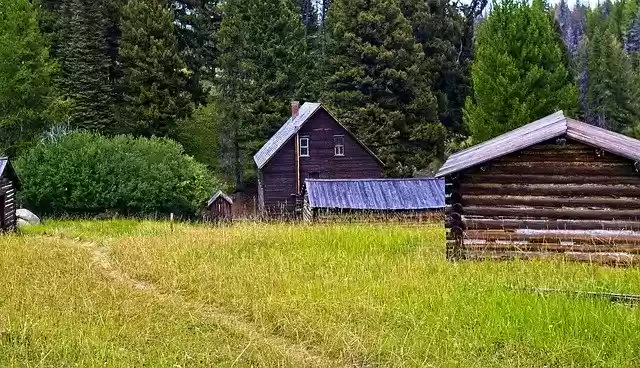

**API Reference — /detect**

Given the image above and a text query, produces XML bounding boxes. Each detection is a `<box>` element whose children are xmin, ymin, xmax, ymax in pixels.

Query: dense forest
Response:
<box><xmin>2</xmin><ymin>0</ymin><xmax>640</xmax><ymax>196</ymax></box>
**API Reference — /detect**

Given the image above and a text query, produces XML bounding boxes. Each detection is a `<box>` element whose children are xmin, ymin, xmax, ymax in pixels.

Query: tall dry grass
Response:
<box><xmin>25</xmin><ymin>219</ymin><xmax>640</xmax><ymax>367</ymax></box>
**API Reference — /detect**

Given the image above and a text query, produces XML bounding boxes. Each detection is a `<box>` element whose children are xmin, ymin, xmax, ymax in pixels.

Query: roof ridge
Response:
<box><xmin>446</xmin><ymin>111</ymin><xmax>565</xmax><ymax>161</ymax></box>
<box><xmin>253</xmin><ymin>102</ymin><xmax>323</xmax><ymax>169</ymax></box>
<box><xmin>436</xmin><ymin>111</ymin><xmax>568</xmax><ymax>177</ymax></box>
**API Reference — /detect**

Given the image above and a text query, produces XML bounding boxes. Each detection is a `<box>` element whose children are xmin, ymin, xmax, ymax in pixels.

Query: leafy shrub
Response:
<box><xmin>15</xmin><ymin>132</ymin><xmax>218</xmax><ymax>216</ymax></box>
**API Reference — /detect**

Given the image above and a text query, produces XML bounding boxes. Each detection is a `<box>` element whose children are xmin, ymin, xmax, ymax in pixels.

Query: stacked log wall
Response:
<box><xmin>0</xmin><ymin>178</ymin><xmax>16</xmax><ymax>231</ymax></box>
<box><xmin>446</xmin><ymin>137</ymin><xmax>640</xmax><ymax>265</ymax></box>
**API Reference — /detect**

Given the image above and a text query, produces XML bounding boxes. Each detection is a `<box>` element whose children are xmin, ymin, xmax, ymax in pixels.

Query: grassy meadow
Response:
<box><xmin>1</xmin><ymin>220</ymin><xmax>640</xmax><ymax>366</ymax></box>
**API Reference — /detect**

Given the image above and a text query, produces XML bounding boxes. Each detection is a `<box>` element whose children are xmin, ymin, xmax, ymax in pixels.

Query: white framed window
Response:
<box><xmin>299</xmin><ymin>137</ymin><xmax>309</xmax><ymax>157</ymax></box>
<box><xmin>334</xmin><ymin>135</ymin><xmax>345</xmax><ymax>156</ymax></box>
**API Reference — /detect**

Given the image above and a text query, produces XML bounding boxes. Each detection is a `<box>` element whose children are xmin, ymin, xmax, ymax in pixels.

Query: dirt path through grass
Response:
<box><xmin>49</xmin><ymin>235</ymin><xmax>345</xmax><ymax>368</ymax></box>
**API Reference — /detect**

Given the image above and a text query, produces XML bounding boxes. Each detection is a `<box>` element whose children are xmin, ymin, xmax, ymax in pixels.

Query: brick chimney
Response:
<box><xmin>291</xmin><ymin>101</ymin><xmax>300</xmax><ymax>118</ymax></box>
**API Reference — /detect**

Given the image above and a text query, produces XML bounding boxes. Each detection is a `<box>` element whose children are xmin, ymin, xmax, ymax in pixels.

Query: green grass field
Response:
<box><xmin>2</xmin><ymin>220</ymin><xmax>640</xmax><ymax>367</ymax></box>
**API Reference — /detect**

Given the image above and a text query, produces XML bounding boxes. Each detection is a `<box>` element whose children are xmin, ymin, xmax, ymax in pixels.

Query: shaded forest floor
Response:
<box><xmin>2</xmin><ymin>220</ymin><xmax>640</xmax><ymax>367</ymax></box>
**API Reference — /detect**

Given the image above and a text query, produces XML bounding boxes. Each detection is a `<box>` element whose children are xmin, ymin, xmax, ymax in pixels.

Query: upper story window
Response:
<box><xmin>334</xmin><ymin>135</ymin><xmax>345</xmax><ymax>156</ymax></box>
<box><xmin>299</xmin><ymin>136</ymin><xmax>309</xmax><ymax>157</ymax></box>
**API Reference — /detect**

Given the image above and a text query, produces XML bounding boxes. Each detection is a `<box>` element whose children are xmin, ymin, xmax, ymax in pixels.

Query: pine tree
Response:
<box><xmin>299</xmin><ymin>0</ymin><xmax>319</xmax><ymax>35</ymax></box>
<box><xmin>625</xmin><ymin>12</ymin><xmax>640</xmax><ymax>70</ymax></box>
<box><xmin>118</xmin><ymin>0</ymin><xmax>193</xmax><ymax>138</ymax></box>
<box><xmin>323</xmin><ymin>0</ymin><xmax>445</xmax><ymax>176</ymax></box>
<box><xmin>581</xmin><ymin>25</ymin><xmax>640</xmax><ymax>131</ymax></box>
<box><xmin>555</xmin><ymin>0</ymin><xmax>576</xmax><ymax>55</ymax></box>
<box><xmin>171</xmin><ymin>0</ymin><xmax>221</xmax><ymax>105</ymax></box>
<box><xmin>0</xmin><ymin>0</ymin><xmax>68</xmax><ymax>154</ymax></box>
<box><xmin>401</xmin><ymin>0</ymin><xmax>469</xmax><ymax>137</ymax></box>
<box><xmin>321</xmin><ymin>0</ymin><xmax>331</xmax><ymax>29</ymax></box>
<box><xmin>217</xmin><ymin>0</ymin><xmax>308</xmax><ymax>190</ymax></box>
<box><xmin>464</xmin><ymin>0</ymin><xmax>578</xmax><ymax>143</ymax></box>
<box><xmin>57</xmin><ymin>0</ymin><xmax>116</xmax><ymax>132</ymax></box>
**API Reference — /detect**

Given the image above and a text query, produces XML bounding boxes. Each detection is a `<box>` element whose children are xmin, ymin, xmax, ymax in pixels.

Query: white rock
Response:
<box><xmin>16</xmin><ymin>209</ymin><xmax>40</xmax><ymax>225</ymax></box>
<box><xmin>17</xmin><ymin>218</ymin><xmax>30</xmax><ymax>228</ymax></box>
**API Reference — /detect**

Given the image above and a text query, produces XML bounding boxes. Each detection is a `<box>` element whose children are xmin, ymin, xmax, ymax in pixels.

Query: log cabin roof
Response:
<box><xmin>206</xmin><ymin>191</ymin><xmax>233</xmax><ymax>207</ymax></box>
<box><xmin>305</xmin><ymin>178</ymin><xmax>445</xmax><ymax>210</ymax></box>
<box><xmin>436</xmin><ymin>111</ymin><xmax>640</xmax><ymax>177</ymax></box>
<box><xmin>0</xmin><ymin>158</ymin><xmax>20</xmax><ymax>189</ymax></box>
<box><xmin>253</xmin><ymin>102</ymin><xmax>383</xmax><ymax>169</ymax></box>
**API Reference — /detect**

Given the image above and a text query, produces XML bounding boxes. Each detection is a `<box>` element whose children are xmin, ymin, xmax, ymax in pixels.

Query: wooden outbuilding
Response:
<box><xmin>204</xmin><ymin>191</ymin><xmax>233</xmax><ymax>224</ymax></box>
<box><xmin>0</xmin><ymin>158</ymin><xmax>19</xmax><ymax>232</ymax></box>
<box><xmin>253</xmin><ymin>102</ymin><xmax>384</xmax><ymax>217</ymax></box>
<box><xmin>437</xmin><ymin>111</ymin><xmax>640</xmax><ymax>265</ymax></box>
<box><xmin>303</xmin><ymin>178</ymin><xmax>445</xmax><ymax>222</ymax></box>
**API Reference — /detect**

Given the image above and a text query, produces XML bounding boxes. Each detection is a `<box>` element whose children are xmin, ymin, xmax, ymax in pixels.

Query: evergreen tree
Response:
<box><xmin>401</xmin><ymin>0</ymin><xmax>469</xmax><ymax>137</ymax></box>
<box><xmin>0</xmin><ymin>0</ymin><xmax>68</xmax><ymax>154</ymax></box>
<box><xmin>464</xmin><ymin>0</ymin><xmax>578</xmax><ymax>143</ymax></box>
<box><xmin>299</xmin><ymin>0</ymin><xmax>320</xmax><ymax>36</ymax></box>
<box><xmin>580</xmin><ymin>25</ymin><xmax>640</xmax><ymax>131</ymax></box>
<box><xmin>321</xmin><ymin>0</ymin><xmax>331</xmax><ymax>29</ymax></box>
<box><xmin>324</xmin><ymin>0</ymin><xmax>445</xmax><ymax>176</ymax></box>
<box><xmin>625</xmin><ymin>12</ymin><xmax>640</xmax><ymax>69</ymax></box>
<box><xmin>171</xmin><ymin>0</ymin><xmax>222</xmax><ymax>105</ymax></box>
<box><xmin>118</xmin><ymin>0</ymin><xmax>193</xmax><ymax>138</ymax></box>
<box><xmin>217</xmin><ymin>0</ymin><xmax>307</xmax><ymax>190</ymax></box>
<box><xmin>57</xmin><ymin>0</ymin><xmax>116</xmax><ymax>132</ymax></box>
<box><xmin>621</xmin><ymin>0</ymin><xmax>639</xmax><ymax>32</ymax></box>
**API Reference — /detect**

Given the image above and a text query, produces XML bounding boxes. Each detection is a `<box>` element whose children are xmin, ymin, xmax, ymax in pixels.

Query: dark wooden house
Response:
<box><xmin>0</xmin><ymin>158</ymin><xmax>19</xmax><ymax>231</ymax></box>
<box><xmin>437</xmin><ymin>111</ymin><xmax>640</xmax><ymax>265</ymax></box>
<box><xmin>204</xmin><ymin>191</ymin><xmax>233</xmax><ymax>224</ymax></box>
<box><xmin>303</xmin><ymin>178</ymin><xmax>445</xmax><ymax>222</ymax></box>
<box><xmin>253</xmin><ymin>102</ymin><xmax>384</xmax><ymax>216</ymax></box>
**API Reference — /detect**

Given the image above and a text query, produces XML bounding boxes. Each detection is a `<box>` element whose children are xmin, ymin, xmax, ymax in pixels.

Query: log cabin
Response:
<box><xmin>253</xmin><ymin>102</ymin><xmax>384</xmax><ymax>216</ymax></box>
<box><xmin>0</xmin><ymin>158</ymin><xmax>19</xmax><ymax>232</ymax></box>
<box><xmin>303</xmin><ymin>178</ymin><xmax>445</xmax><ymax>222</ymax></box>
<box><xmin>436</xmin><ymin>111</ymin><xmax>640</xmax><ymax>265</ymax></box>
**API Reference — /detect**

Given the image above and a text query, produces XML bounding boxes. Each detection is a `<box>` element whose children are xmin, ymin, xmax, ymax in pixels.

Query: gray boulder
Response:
<box><xmin>16</xmin><ymin>209</ymin><xmax>40</xmax><ymax>225</ymax></box>
<box><xmin>17</xmin><ymin>218</ymin><xmax>30</xmax><ymax>228</ymax></box>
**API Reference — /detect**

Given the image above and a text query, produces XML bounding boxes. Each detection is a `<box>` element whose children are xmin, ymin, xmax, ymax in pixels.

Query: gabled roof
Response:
<box><xmin>207</xmin><ymin>191</ymin><xmax>233</xmax><ymax>207</ymax></box>
<box><xmin>305</xmin><ymin>178</ymin><xmax>445</xmax><ymax>210</ymax></box>
<box><xmin>436</xmin><ymin>111</ymin><xmax>640</xmax><ymax>177</ymax></box>
<box><xmin>253</xmin><ymin>102</ymin><xmax>384</xmax><ymax>169</ymax></box>
<box><xmin>0</xmin><ymin>158</ymin><xmax>20</xmax><ymax>189</ymax></box>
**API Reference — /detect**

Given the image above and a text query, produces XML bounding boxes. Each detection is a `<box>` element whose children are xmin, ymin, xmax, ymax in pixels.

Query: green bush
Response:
<box><xmin>15</xmin><ymin>132</ymin><xmax>218</xmax><ymax>216</ymax></box>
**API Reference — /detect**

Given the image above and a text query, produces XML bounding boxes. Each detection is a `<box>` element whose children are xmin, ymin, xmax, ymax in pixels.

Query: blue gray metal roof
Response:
<box><xmin>436</xmin><ymin>111</ymin><xmax>640</xmax><ymax>177</ymax></box>
<box><xmin>207</xmin><ymin>191</ymin><xmax>233</xmax><ymax>207</ymax></box>
<box><xmin>305</xmin><ymin>178</ymin><xmax>445</xmax><ymax>210</ymax></box>
<box><xmin>253</xmin><ymin>103</ymin><xmax>322</xmax><ymax>169</ymax></box>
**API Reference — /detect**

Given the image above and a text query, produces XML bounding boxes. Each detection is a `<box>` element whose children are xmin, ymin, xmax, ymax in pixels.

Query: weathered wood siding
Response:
<box><xmin>305</xmin><ymin>206</ymin><xmax>443</xmax><ymax>224</ymax></box>
<box><xmin>260</xmin><ymin>108</ymin><xmax>383</xmax><ymax>216</ymax></box>
<box><xmin>446</xmin><ymin>137</ymin><xmax>640</xmax><ymax>265</ymax></box>
<box><xmin>0</xmin><ymin>178</ymin><xmax>16</xmax><ymax>231</ymax></box>
<box><xmin>204</xmin><ymin>198</ymin><xmax>233</xmax><ymax>225</ymax></box>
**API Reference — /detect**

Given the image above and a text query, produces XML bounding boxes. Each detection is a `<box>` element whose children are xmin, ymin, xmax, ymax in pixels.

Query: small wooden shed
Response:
<box><xmin>303</xmin><ymin>178</ymin><xmax>445</xmax><ymax>222</ymax></box>
<box><xmin>204</xmin><ymin>191</ymin><xmax>233</xmax><ymax>224</ymax></box>
<box><xmin>0</xmin><ymin>158</ymin><xmax>19</xmax><ymax>232</ymax></box>
<box><xmin>437</xmin><ymin>111</ymin><xmax>640</xmax><ymax>265</ymax></box>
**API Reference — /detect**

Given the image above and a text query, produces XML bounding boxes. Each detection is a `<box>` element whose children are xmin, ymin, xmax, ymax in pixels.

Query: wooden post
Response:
<box><xmin>295</xmin><ymin>133</ymin><xmax>300</xmax><ymax>195</ymax></box>
<box><xmin>170</xmin><ymin>212</ymin><xmax>174</xmax><ymax>233</ymax></box>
